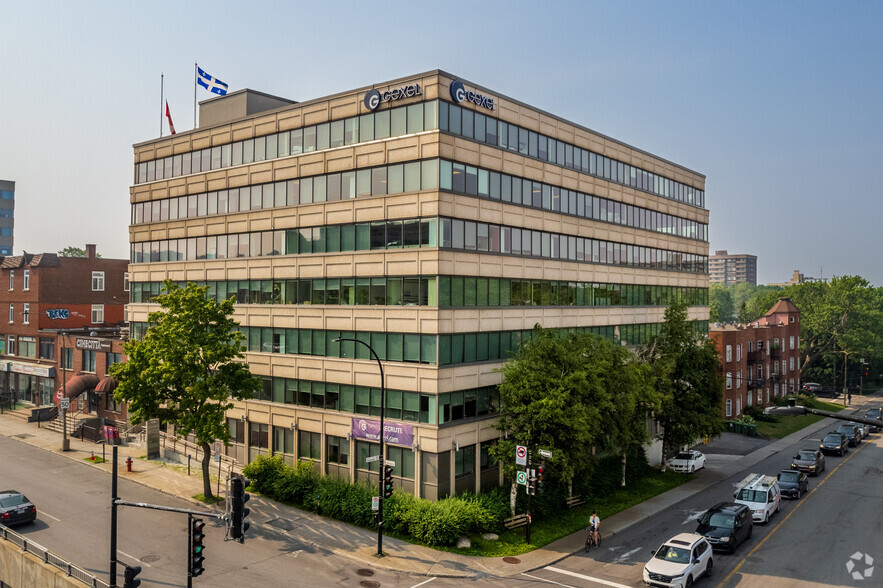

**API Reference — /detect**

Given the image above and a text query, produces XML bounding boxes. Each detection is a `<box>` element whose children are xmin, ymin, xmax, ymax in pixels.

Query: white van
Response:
<box><xmin>734</xmin><ymin>473</ymin><xmax>781</xmax><ymax>524</ymax></box>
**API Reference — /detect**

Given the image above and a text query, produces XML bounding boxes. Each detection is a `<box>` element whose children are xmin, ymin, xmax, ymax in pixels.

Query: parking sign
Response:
<box><xmin>516</xmin><ymin>445</ymin><xmax>527</xmax><ymax>466</ymax></box>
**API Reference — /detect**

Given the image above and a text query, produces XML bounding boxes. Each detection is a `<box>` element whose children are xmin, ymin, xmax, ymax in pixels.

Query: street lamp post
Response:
<box><xmin>333</xmin><ymin>337</ymin><xmax>385</xmax><ymax>557</ymax></box>
<box><xmin>838</xmin><ymin>349</ymin><xmax>852</xmax><ymax>407</ymax></box>
<box><xmin>60</xmin><ymin>329</ymin><xmax>70</xmax><ymax>451</ymax></box>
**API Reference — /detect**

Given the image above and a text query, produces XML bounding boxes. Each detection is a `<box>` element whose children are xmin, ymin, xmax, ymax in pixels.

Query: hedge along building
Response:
<box><xmin>128</xmin><ymin>70</ymin><xmax>710</xmax><ymax>500</ymax></box>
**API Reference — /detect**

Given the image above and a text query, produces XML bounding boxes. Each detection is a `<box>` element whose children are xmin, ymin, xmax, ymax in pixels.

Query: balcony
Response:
<box><xmin>747</xmin><ymin>379</ymin><xmax>763</xmax><ymax>390</ymax></box>
<box><xmin>747</xmin><ymin>351</ymin><xmax>763</xmax><ymax>363</ymax></box>
<box><xmin>771</xmin><ymin>347</ymin><xmax>783</xmax><ymax>359</ymax></box>
<box><xmin>769</xmin><ymin>374</ymin><xmax>782</xmax><ymax>383</ymax></box>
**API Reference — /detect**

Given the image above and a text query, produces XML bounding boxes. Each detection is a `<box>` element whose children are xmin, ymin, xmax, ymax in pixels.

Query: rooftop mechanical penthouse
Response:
<box><xmin>129</xmin><ymin>70</ymin><xmax>710</xmax><ymax>499</ymax></box>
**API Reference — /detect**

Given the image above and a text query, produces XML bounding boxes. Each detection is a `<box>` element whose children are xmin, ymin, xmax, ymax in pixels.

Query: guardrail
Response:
<box><xmin>0</xmin><ymin>523</ymin><xmax>110</xmax><ymax>588</ymax></box>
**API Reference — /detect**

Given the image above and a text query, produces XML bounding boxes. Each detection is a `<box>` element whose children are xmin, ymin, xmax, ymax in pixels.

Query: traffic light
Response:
<box><xmin>536</xmin><ymin>464</ymin><xmax>545</xmax><ymax>493</ymax></box>
<box><xmin>231</xmin><ymin>476</ymin><xmax>251</xmax><ymax>541</ymax></box>
<box><xmin>190</xmin><ymin>517</ymin><xmax>206</xmax><ymax>577</ymax></box>
<box><xmin>383</xmin><ymin>464</ymin><xmax>394</xmax><ymax>499</ymax></box>
<box><xmin>123</xmin><ymin>565</ymin><xmax>142</xmax><ymax>588</ymax></box>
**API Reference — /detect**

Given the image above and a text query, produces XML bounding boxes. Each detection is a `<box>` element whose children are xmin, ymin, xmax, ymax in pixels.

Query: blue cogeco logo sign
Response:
<box><xmin>450</xmin><ymin>80</ymin><xmax>495</xmax><ymax>111</ymax></box>
<box><xmin>364</xmin><ymin>83</ymin><xmax>422</xmax><ymax>111</ymax></box>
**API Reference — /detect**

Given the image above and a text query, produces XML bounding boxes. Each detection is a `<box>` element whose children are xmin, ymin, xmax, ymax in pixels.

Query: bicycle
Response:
<box><xmin>585</xmin><ymin>527</ymin><xmax>602</xmax><ymax>552</ymax></box>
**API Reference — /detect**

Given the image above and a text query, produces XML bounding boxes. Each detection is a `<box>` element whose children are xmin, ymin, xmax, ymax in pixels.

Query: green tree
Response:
<box><xmin>606</xmin><ymin>357</ymin><xmax>658</xmax><ymax>486</ymax></box>
<box><xmin>641</xmin><ymin>300</ymin><xmax>724</xmax><ymax>469</ymax></box>
<box><xmin>58</xmin><ymin>246</ymin><xmax>86</xmax><ymax>257</ymax></box>
<box><xmin>709</xmin><ymin>283</ymin><xmax>734</xmax><ymax>323</ymax></box>
<box><xmin>111</xmin><ymin>281</ymin><xmax>260</xmax><ymax>499</ymax></box>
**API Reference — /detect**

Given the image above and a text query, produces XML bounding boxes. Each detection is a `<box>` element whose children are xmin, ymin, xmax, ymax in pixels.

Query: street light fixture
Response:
<box><xmin>333</xmin><ymin>336</ymin><xmax>386</xmax><ymax>557</ymax></box>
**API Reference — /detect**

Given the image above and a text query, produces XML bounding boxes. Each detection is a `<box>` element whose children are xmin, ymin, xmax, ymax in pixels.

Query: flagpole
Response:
<box><xmin>194</xmin><ymin>62</ymin><xmax>198</xmax><ymax>128</ymax></box>
<box><xmin>160</xmin><ymin>73</ymin><xmax>164</xmax><ymax>138</ymax></box>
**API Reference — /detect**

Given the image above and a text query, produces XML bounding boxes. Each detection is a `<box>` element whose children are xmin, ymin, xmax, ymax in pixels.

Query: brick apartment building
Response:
<box><xmin>710</xmin><ymin>297</ymin><xmax>801</xmax><ymax>418</ymax></box>
<box><xmin>0</xmin><ymin>245</ymin><xmax>129</xmax><ymax>424</ymax></box>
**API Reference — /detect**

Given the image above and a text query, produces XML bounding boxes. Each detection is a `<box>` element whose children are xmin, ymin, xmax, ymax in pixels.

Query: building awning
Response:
<box><xmin>95</xmin><ymin>376</ymin><xmax>118</xmax><ymax>393</ymax></box>
<box><xmin>55</xmin><ymin>374</ymin><xmax>102</xmax><ymax>402</ymax></box>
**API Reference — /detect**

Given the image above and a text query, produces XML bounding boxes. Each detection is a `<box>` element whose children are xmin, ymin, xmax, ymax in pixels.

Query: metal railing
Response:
<box><xmin>0</xmin><ymin>524</ymin><xmax>110</xmax><ymax>588</ymax></box>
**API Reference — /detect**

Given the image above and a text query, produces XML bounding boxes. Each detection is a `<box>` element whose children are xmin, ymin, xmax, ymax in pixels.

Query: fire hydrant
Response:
<box><xmin>126</xmin><ymin>457</ymin><xmax>133</xmax><ymax>472</ymax></box>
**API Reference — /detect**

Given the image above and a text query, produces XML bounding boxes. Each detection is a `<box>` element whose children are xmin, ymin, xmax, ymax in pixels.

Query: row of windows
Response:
<box><xmin>0</xmin><ymin>334</ymin><xmax>120</xmax><ymax>373</ymax></box>
<box><xmin>135</xmin><ymin>101</ymin><xmax>439</xmax><ymax>184</ymax></box>
<box><xmin>131</xmin><ymin>156</ymin><xmax>706</xmax><ymax>246</ymax></box>
<box><xmin>438</xmin><ymin>218</ymin><xmax>708</xmax><ymax>274</ymax></box>
<box><xmin>439</xmin><ymin>100</ymin><xmax>705</xmax><ymax>208</ymax></box>
<box><xmin>250</xmin><ymin>375</ymin><xmax>499</xmax><ymax>426</ymax></box>
<box><xmin>131</xmin><ymin>320</ymin><xmax>709</xmax><ymax>366</ymax></box>
<box><xmin>132</xmin><ymin>159</ymin><xmax>438</xmax><ymax>224</ymax></box>
<box><xmin>0</xmin><ymin>190</ymin><xmax>13</xmax><ymax>200</ymax></box>
<box><xmin>8</xmin><ymin>303</ymin><xmax>104</xmax><ymax>325</ymax></box>
<box><xmin>130</xmin><ymin>219</ymin><xmax>437</xmax><ymax>263</ymax></box>
<box><xmin>135</xmin><ymin>96</ymin><xmax>703</xmax><ymax>214</ymax></box>
<box><xmin>130</xmin><ymin>277</ymin><xmax>436</xmax><ymax>306</ymax></box>
<box><xmin>439</xmin><ymin>159</ymin><xmax>706</xmax><ymax>241</ymax></box>
<box><xmin>723</xmin><ymin>336</ymin><xmax>798</xmax><ymax>362</ymax></box>
<box><xmin>129</xmin><ymin>277</ymin><xmax>707</xmax><ymax>309</ymax></box>
<box><xmin>131</xmin><ymin>216</ymin><xmax>707</xmax><ymax>275</ymax></box>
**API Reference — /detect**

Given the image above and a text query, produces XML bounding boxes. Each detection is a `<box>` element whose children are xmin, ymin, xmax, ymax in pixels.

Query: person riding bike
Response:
<box><xmin>588</xmin><ymin>511</ymin><xmax>601</xmax><ymax>545</ymax></box>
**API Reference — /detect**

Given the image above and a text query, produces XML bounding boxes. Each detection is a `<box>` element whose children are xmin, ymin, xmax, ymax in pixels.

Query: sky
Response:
<box><xmin>1</xmin><ymin>1</ymin><xmax>881</xmax><ymax>286</ymax></box>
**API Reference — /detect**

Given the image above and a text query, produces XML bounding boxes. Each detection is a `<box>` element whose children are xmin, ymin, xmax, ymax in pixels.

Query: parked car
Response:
<box><xmin>836</xmin><ymin>424</ymin><xmax>861</xmax><ymax>447</ymax></box>
<box><xmin>0</xmin><ymin>490</ymin><xmax>37</xmax><ymax>527</ymax></box>
<box><xmin>733</xmin><ymin>473</ymin><xmax>781</xmax><ymax>524</ymax></box>
<box><xmin>866</xmin><ymin>408</ymin><xmax>882</xmax><ymax>433</ymax></box>
<box><xmin>695</xmin><ymin>502</ymin><xmax>753</xmax><ymax>553</ymax></box>
<box><xmin>791</xmin><ymin>449</ymin><xmax>825</xmax><ymax>476</ymax></box>
<box><xmin>852</xmin><ymin>421</ymin><xmax>870</xmax><ymax>439</ymax></box>
<box><xmin>668</xmin><ymin>450</ymin><xmax>707</xmax><ymax>473</ymax></box>
<box><xmin>820</xmin><ymin>432</ymin><xmax>848</xmax><ymax>456</ymax></box>
<box><xmin>801</xmin><ymin>382</ymin><xmax>822</xmax><ymax>395</ymax></box>
<box><xmin>643</xmin><ymin>533</ymin><xmax>713</xmax><ymax>588</ymax></box>
<box><xmin>777</xmin><ymin>470</ymin><xmax>809</xmax><ymax>499</ymax></box>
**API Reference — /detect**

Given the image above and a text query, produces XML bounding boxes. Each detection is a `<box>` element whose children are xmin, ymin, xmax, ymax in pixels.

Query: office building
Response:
<box><xmin>128</xmin><ymin>70</ymin><xmax>710</xmax><ymax>498</ymax></box>
<box><xmin>0</xmin><ymin>180</ymin><xmax>14</xmax><ymax>256</ymax></box>
<box><xmin>709</xmin><ymin>250</ymin><xmax>757</xmax><ymax>286</ymax></box>
<box><xmin>710</xmin><ymin>298</ymin><xmax>801</xmax><ymax>418</ymax></box>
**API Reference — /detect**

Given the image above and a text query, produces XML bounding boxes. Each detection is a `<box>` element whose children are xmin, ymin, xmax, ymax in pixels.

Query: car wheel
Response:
<box><xmin>685</xmin><ymin>575</ymin><xmax>694</xmax><ymax>588</ymax></box>
<box><xmin>706</xmin><ymin>558</ymin><xmax>714</xmax><ymax>576</ymax></box>
<box><xmin>796</xmin><ymin>488</ymin><xmax>801</xmax><ymax>499</ymax></box>
<box><xmin>690</xmin><ymin>466</ymin><xmax>695</xmax><ymax>473</ymax></box>
<box><xmin>748</xmin><ymin>525</ymin><xmax>753</xmax><ymax>539</ymax></box>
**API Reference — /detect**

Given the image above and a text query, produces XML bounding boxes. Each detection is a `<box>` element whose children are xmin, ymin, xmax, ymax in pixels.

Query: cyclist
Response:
<box><xmin>588</xmin><ymin>510</ymin><xmax>601</xmax><ymax>546</ymax></box>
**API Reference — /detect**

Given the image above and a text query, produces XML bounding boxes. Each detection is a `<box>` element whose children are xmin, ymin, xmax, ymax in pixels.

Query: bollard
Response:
<box><xmin>126</xmin><ymin>457</ymin><xmax>133</xmax><ymax>472</ymax></box>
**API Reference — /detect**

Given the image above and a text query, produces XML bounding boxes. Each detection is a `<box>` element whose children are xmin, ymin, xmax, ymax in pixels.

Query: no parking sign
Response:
<box><xmin>516</xmin><ymin>445</ymin><xmax>527</xmax><ymax>466</ymax></box>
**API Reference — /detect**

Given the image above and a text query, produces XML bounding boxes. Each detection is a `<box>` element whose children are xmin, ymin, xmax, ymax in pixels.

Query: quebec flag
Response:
<box><xmin>197</xmin><ymin>66</ymin><xmax>228</xmax><ymax>95</ymax></box>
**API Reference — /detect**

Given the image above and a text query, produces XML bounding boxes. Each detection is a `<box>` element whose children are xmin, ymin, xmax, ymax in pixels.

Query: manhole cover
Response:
<box><xmin>356</xmin><ymin>568</ymin><xmax>375</xmax><ymax>577</ymax></box>
<box><xmin>266</xmin><ymin>517</ymin><xmax>295</xmax><ymax>531</ymax></box>
<box><xmin>503</xmin><ymin>556</ymin><xmax>521</xmax><ymax>564</ymax></box>
<box><xmin>140</xmin><ymin>554</ymin><xmax>161</xmax><ymax>563</ymax></box>
<box><xmin>359</xmin><ymin>582</ymin><xmax>380</xmax><ymax>588</ymax></box>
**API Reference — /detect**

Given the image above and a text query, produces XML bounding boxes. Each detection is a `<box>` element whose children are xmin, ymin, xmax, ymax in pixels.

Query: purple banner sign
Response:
<box><xmin>351</xmin><ymin>418</ymin><xmax>414</xmax><ymax>447</ymax></box>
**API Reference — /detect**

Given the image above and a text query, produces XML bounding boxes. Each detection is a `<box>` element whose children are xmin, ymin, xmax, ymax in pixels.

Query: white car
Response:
<box><xmin>643</xmin><ymin>533</ymin><xmax>713</xmax><ymax>588</ymax></box>
<box><xmin>668</xmin><ymin>450</ymin><xmax>706</xmax><ymax>473</ymax></box>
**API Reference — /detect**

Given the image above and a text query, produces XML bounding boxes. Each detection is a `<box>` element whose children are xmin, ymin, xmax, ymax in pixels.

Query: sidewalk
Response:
<box><xmin>1</xmin><ymin>391</ymin><xmax>877</xmax><ymax>579</ymax></box>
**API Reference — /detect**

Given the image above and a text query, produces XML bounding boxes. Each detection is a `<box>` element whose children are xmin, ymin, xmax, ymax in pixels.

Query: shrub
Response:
<box><xmin>241</xmin><ymin>454</ymin><xmax>287</xmax><ymax>495</ymax></box>
<box><xmin>744</xmin><ymin>404</ymin><xmax>777</xmax><ymax>422</ymax></box>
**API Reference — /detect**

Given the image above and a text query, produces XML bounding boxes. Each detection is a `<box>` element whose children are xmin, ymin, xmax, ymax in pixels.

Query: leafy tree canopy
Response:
<box><xmin>110</xmin><ymin>281</ymin><xmax>260</xmax><ymax>498</ymax></box>
<box><xmin>58</xmin><ymin>246</ymin><xmax>87</xmax><ymax>257</ymax></box>
<box><xmin>709</xmin><ymin>283</ymin><xmax>734</xmax><ymax>323</ymax></box>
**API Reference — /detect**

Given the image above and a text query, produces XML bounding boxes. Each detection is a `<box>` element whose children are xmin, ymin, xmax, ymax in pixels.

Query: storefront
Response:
<box><xmin>2</xmin><ymin>362</ymin><xmax>55</xmax><ymax>406</ymax></box>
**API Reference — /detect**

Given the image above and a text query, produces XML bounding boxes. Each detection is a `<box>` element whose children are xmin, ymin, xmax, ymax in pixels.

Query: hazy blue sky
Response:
<box><xmin>2</xmin><ymin>1</ymin><xmax>881</xmax><ymax>285</ymax></box>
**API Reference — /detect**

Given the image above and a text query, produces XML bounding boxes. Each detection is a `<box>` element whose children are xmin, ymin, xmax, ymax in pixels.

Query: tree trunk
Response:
<box><xmin>660</xmin><ymin>433</ymin><xmax>669</xmax><ymax>472</ymax></box>
<box><xmin>568</xmin><ymin>479</ymin><xmax>573</xmax><ymax>499</ymax></box>
<box><xmin>201</xmin><ymin>441</ymin><xmax>214</xmax><ymax>500</ymax></box>
<box><xmin>621</xmin><ymin>453</ymin><xmax>627</xmax><ymax>487</ymax></box>
<box><xmin>509</xmin><ymin>482</ymin><xmax>517</xmax><ymax>516</ymax></box>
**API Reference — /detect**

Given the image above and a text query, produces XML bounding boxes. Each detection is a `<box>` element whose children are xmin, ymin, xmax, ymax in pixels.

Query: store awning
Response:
<box><xmin>95</xmin><ymin>376</ymin><xmax>119</xmax><ymax>393</ymax></box>
<box><xmin>55</xmin><ymin>374</ymin><xmax>101</xmax><ymax>402</ymax></box>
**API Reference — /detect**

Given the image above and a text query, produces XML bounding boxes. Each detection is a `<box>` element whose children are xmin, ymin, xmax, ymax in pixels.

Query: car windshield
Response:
<box><xmin>867</xmin><ymin>409</ymin><xmax>881</xmax><ymax>417</ymax></box>
<box><xmin>736</xmin><ymin>489</ymin><xmax>767</xmax><ymax>502</ymax></box>
<box><xmin>797</xmin><ymin>452</ymin><xmax>816</xmax><ymax>461</ymax></box>
<box><xmin>823</xmin><ymin>434</ymin><xmax>842</xmax><ymax>444</ymax></box>
<box><xmin>675</xmin><ymin>453</ymin><xmax>694</xmax><ymax>461</ymax></box>
<box><xmin>779</xmin><ymin>472</ymin><xmax>798</xmax><ymax>483</ymax></box>
<box><xmin>0</xmin><ymin>495</ymin><xmax>26</xmax><ymax>508</ymax></box>
<box><xmin>699</xmin><ymin>512</ymin><xmax>734</xmax><ymax>528</ymax></box>
<box><xmin>654</xmin><ymin>544</ymin><xmax>691</xmax><ymax>563</ymax></box>
<box><xmin>837</xmin><ymin>426</ymin><xmax>855</xmax><ymax>434</ymax></box>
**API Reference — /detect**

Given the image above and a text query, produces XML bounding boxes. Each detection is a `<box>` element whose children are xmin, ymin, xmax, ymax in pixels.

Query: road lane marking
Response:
<box><xmin>612</xmin><ymin>547</ymin><xmax>642</xmax><ymax>562</ymax></box>
<box><xmin>38</xmin><ymin>510</ymin><xmax>61</xmax><ymax>522</ymax></box>
<box><xmin>545</xmin><ymin>566</ymin><xmax>633</xmax><ymax>588</ymax></box>
<box><xmin>717</xmin><ymin>439</ymin><xmax>870</xmax><ymax>587</ymax></box>
<box><xmin>117</xmin><ymin>550</ymin><xmax>150</xmax><ymax>567</ymax></box>
<box><xmin>521</xmin><ymin>573</ymin><xmax>578</xmax><ymax>587</ymax></box>
<box><xmin>410</xmin><ymin>578</ymin><xmax>437</xmax><ymax>588</ymax></box>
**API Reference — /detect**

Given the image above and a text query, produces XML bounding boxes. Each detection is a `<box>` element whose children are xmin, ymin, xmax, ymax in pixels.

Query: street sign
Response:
<box><xmin>372</xmin><ymin>496</ymin><xmax>380</xmax><ymax>511</ymax></box>
<box><xmin>516</xmin><ymin>445</ymin><xmax>527</xmax><ymax>466</ymax></box>
<box><xmin>538</xmin><ymin>449</ymin><xmax>552</xmax><ymax>459</ymax></box>
<box><xmin>384</xmin><ymin>460</ymin><xmax>395</xmax><ymax>467</ymax></box>
<box><xmin>60</xmin><ymin>398</ymin><xmax>70</xmax><ymax>410</ymax></box>
<box><xmin>366</xmin><ymin>455</ymin><xmax>380</xmax><ymax>463</ymax></box>
<box><xmin>516</xmin><ymin>471</ymin><xmax>527</xmax><ymax>485</ymax></box>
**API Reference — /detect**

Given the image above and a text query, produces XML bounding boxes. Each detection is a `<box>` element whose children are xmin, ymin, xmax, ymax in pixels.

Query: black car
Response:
<box><xmin>695</xmin><ymin>502</ymin><xmax>753</xmax><ymax>553</ymax></box>
<box><xmin>836</xmin><ymin>424</ymin><xmax>861</xmax><ymax>447</ymax></box>
<box><xmin>866</xmin><ymin>408</ymin><xmax>882</xmax><ymax>433</ymax></box>
<box><xmin>0</xmin><ymin>490</ymin><xmax>37</xmax><ymax>527</ymax></box>
<box><xmin>777</xmin><ymin>470</ymin><xmax>809</xmax><ymax>499</ymax></box>
<box><xmin>791</xmin><ymin>449</ymin><xmax>825</xmax><ymax>476</ymax></box>
<box><xmin>820</xmin><ymin>432</ymin><xmax>848</xmax><ymax>456</ymax></box>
